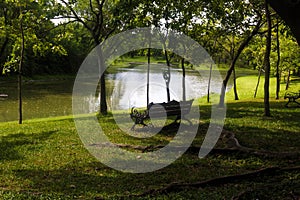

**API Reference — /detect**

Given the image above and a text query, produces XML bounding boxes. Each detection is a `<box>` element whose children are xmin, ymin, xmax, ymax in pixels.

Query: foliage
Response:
<box><xmin>1</xmin><ymin>0</ymin><xmax>299</xmax><ymax>77</ymax></box>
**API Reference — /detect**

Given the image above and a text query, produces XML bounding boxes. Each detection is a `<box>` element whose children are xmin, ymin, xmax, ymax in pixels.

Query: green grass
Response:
<box><xmin>106</xmin><ymin>56</ymin><xmax>166</xmax><ymax>73</ymax></box>
<box><xmin>0</xmin><ymin>75</ymin><xmax>300</xmax><ymax>199</ymax></box>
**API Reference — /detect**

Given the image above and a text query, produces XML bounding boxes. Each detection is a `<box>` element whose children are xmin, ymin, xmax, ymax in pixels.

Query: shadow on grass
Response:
<box><xmin>2</xmin><ymin>107</ymin><xmax>300</xmax><ymax>199</ymax></box>
<box><xmin>0</xmin><ymin>131</ymin><xmax>57</xmax><ymax>161</ymax></box>
<box><xmin>197</xmin><ymin>100</ymin><xmax>300</xmax><ymax>151</ymax></box>
<box><xmin>11</xmin><ymin>161</ymin><xmax>183</xmax><ymax>198</ymax></box>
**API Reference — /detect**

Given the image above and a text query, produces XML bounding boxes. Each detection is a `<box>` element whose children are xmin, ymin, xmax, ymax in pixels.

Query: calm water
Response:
<box><xmin>0</xmin><ymin>79</ymin><xmax>74</xmax><ymax>122</ymax></box>
<box><xmin>0</xmin><ymin>64</ymin><xmax>223</xmax><ymax>122</ymax></box>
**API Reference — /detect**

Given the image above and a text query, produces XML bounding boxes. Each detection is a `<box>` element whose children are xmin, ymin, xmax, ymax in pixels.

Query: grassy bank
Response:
<box><xmin>0</xmin><ymin>74</ymin><xmax>300</xmax><ymax>199</ymax></box>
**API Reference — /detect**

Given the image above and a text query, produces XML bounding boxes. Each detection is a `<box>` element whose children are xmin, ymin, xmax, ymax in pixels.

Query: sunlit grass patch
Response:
<box><xmin>0</xmin><ymin>74</ymin><xmax>300</xmax><ymax>199</ymax></box>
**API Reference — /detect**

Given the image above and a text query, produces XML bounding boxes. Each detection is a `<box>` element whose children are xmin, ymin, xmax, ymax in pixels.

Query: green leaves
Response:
<box><xmin>1</xmin><ymin>0</ymin><xmax>72</xmax><ymax>75</ymax></box>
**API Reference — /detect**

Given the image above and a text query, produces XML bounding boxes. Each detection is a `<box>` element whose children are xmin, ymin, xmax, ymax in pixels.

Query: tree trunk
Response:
<box><xmin>95</xmin><ymin>38</ymin><xmax>108</xmax><ymax>115</ymax></box>
<box><xmin>264</xmin><ymin>0</ymin><xmax>272</xmax><ymax>117</ymax></box>
<box><xmin>275</xmin><ymin>19</ymin><xmax>280</xmax><ymax>99</ymax></box>
<box><xmin>233</xmin><ymin>67</ymin><xmax>239</xmax><ymax>100</ymax></box>
<box><xmin>219</xmin><ymin>18</ymin><xmax>262</xmax><ymax>107</ymax></box>
<box><xmin>254</xmin><ymin>68</ymin><xmax>262</xmax><ymax>98</ymax></box>
<box><xmin>164</xmin><ymin>49</ymin><xmax>171</xmax><ymax>102</ymax></box>
<box><xmin>0</xmin><ymin>37</ymin><xmax>8</xmax><ymax>74</ymax></box>
<box><xmin>18</xmin><ymin>14</ymin><xmax>25</xmax><ymax>124</ymax></box>
<box><xmin>181</xmin><ymin>58</ymin><xmax>186</xmax><ymax>101</ymax></box>
<box><xmin>100</xmin><ymin>74</ymin><xmax>107</xmax><ymax>114</ymax></box>
<box><xmin>285</xmin><ymin>69</ymin><xmax>290</xmax><ymax>90</ymax></box>
<box><xmin>207</xmin><ymin>38</ymin><xmax>217</xmax><ymax>103</ymax></box>
<box><xmin>0</xmin><ymin>8</ymin><xmax>9</xmax><ymax>74</ymax></box>
<box><xmin>147</xmin><ymin>48</ymin><xmax>150</xmax><ymax>106</ymax></box>
<box><xmin>207</xmin><ymin>62</ymin><xmax>213</xmax><ymax>103</ymax></box>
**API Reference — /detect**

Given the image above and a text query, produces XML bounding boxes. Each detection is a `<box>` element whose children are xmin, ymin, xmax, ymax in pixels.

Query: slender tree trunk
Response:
<box><xmin>264</xmin><ymin>0</ymin><xmax>272</xmax><ymax>117</ymax></box>
<box><xmin>233</xmin><ymin>67</ymin><xmax>239</xmax><ymax>100</ymax></box>
<box><xmin>275</xmin><ymin>19</ymin><xmax>280</xmax><ymax>99</ymax></box>
<box><xmin>18</xmin><ymin>14</ymin><xmax>25</xmax><ymax>124</ymax></box>
<box><xmin>254</xmin><ymin>68</ymin><xmax>262</xmax><ymax>98</ymax></box>
<box><xmin>219</xmin><ymin>18</ymin><xmax>262</xmax><ymax>107</ymax></box>
<box><xmin>207</xmin><ymin>62</ymin><xmax>213</xmax><ymax>103</ymax></box>
<box><xmin>285</xmin><ymin>69</ymin><xmax>290</xmax><ymax>90</ymax></box>
<box><xmin>207</xmin><ymin>38</ymin><xmax>217</xmax><ymax>103</ymax></box>
<box><xmin>164</xmin><ymin>49</ymin><xmax>171</xmax><ymax>102</ymax></box>
<box><xmin>181</xmin><ymin>58</ymin><xmax>186</xmax><ymax>101</ymax></box>
<box><xmin>147</xmin><ymin>48</ymin><xmax>150</xmax><ymax>107</ymax></box>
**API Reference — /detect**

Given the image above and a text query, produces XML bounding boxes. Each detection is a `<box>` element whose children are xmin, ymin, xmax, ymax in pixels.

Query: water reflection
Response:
<box><xmin>109</xmin><ymin>64</ymin><xmax>221</xmax><ymax>111</ymax></box>
<box><xmin>0</xmin><ymin>64</ymin><xmax>224</xmax><ymax>122</ymax></box>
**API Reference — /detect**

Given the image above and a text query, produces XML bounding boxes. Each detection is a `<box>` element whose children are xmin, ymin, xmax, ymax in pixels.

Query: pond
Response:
<box><xmin>0</xmin><ymin>64</ymin><xmax>224</xmax><ymax>122</ymax></box>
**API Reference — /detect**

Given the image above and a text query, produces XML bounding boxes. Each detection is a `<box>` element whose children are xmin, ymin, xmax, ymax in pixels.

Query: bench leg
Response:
<box><xmin>131</xmin><ymin>119</ymin><xmax>148</xmax><ymax>131</ymax></box>
<box><xmin>285</xmin><ymin>101</ymin><xmax>290</xmax><ymax>108</ymax></box>
<box><xmin>285</xmin><ymin>98</ymin><xmax>300</xmax><ymax>108</ymax></box>
<box><xmin>130</xmin><ymin>124</ymin><xmax>136</xmax><ymax>131</ymax></box>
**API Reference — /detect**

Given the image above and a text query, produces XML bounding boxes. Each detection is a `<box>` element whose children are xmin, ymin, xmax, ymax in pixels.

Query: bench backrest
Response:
<box><xmin>148</xmin><ymin>99</ymin><xmax>193</xmax><ymax>118</ymax></box>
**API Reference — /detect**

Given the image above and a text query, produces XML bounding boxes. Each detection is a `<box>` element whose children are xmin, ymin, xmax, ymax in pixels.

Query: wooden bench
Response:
<box><xmin>130</xmin><ymin>99</ymin><xmax>193</xmax><ymax>130</ymax></box>
<box><xmin>284</xmin><ymin>91</ymin><xmax>300</xmax><ymax>107</ymax></box>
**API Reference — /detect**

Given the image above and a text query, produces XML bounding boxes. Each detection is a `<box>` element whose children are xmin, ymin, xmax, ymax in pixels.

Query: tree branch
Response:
<box><xmin>60</xmin><ymin>0</ymin><xmax>92</xmax><ymax>32</ymax></box>
<box><xmin>42</xmin><ymin>20</ymin><xmax>77</xmax><ymax>34</ymax></box>
<box><xmin>89</xmin><ymin>0</ymin><xmax>97</xmax><ymax>16</ymax></box>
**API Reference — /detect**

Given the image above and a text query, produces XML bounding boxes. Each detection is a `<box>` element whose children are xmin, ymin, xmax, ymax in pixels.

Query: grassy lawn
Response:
<box><xmin>0</xmin><ymin>74</ymin><xmax>300</xmax><ymax>199</ymax></box>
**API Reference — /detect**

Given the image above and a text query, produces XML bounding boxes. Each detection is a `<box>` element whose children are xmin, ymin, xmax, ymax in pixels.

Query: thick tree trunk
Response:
<box><xmin>264</xmin><ymin>0</ymin><xmax>272</xmax><ymax>117</ymax></box>
<box><xmin>0</xmin><ymin>37</ymin><xmax>8</xmax><ymax>74</ymax></box>
<box><xmin>95</xmin><ymin>39</ymin><xmax>108</xmax><ymax>115</ymax></box>
<box><xmin>100</xmin><ymin>74</ymin><xmax>107</xmax><ymax>114</ymax></box>
<box><xmin>0</xmin><ymin>8</ymin><xmax>9</xmax><ymax>74</ymax></box>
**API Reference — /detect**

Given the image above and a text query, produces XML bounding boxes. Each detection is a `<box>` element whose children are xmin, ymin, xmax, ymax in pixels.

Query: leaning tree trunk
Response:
<box><xmin>18</xmin><ymin>13</ymin><xmax>25</xmax><ymax>124</ymax></box>
<box><xmin>233</xmin><ymin>67</ymin><xmax>239</xmax><ymax>100</ymax></box>
<box><xmin>219</xmin><ymin>17</ymin><xmax>262</xmax><ymax>107</ymax></box>
<box><xmin>254</xmin><ymin>68</ymin><xmax>262</xmax><ymax>98</ymax></box>
<box><xmin>285</xmin><ymin>69</ymin><xmax>290</xmax><ymax>90</ymax></box>
<box><xmin>264</xmin><ymin>0</ymin><xmax>272</xmax><ymax>117</ymax></box>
